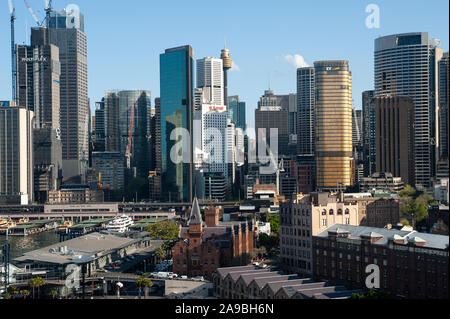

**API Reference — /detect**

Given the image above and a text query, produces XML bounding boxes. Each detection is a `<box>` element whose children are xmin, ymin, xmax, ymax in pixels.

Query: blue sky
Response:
<box><xmin>0</xmin><ymin>0</ymin><xmax>448</xmax><ymax>129</ymax></box>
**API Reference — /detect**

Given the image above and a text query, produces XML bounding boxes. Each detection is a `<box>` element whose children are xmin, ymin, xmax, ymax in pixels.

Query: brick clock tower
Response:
<box><xmin>172</xmin><ymin>197</ymin><xmax>255</xmax><ymax>278</ymax></box>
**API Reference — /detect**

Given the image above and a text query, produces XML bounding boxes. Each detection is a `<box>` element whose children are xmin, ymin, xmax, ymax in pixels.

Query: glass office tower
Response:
<box><xmin>375</xmin><ymin>32</ymin><xmax>443</xmax><ymax>190</ymax></box>
<box><xmin>315</xmin><ymin>61</ymin><xmax>353</xmax><ymax>190</ymax></box>
<box><xmin>228</xmin><ymin>95</ymin><xmax>246</xmax><ymax>131</ymax></box>
<box><xmin>160</xmin><ymin>46</ymin><xmax>194</xmax><ymax>202</ymax></box>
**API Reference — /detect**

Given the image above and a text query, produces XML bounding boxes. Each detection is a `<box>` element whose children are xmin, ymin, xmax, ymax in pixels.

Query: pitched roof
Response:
<box><xmin>215</xmin><ymin>265</ymin><xmax>257</xmax><ymax>278</ymax></box>
<box><xmin>250</xmin><ymin>274</ymin><xmax>299</xmax><ymax>288</ymax></box>
<box><xmin>263</xmin><ymin>278</ymin><xmax>315</xmax><ymax>293</ymax></box>
<box><xmin>293</xmin><ymin>285</ymin><xmax>348</xmax><ymax>299</ymax></box>
<box><xmin>279</xmin><ymin>282</ymin><xmax>329</xmax><ymax>297</ymax></box>
<box><xmin>189</xmin><ymin>197</ymin><xmax>202</xmax><ymax>225</ymax></box>
<box><xmin>312</xmin><ymin>290</ymin><xmax>361</xmax><ymax>299</ymax></box>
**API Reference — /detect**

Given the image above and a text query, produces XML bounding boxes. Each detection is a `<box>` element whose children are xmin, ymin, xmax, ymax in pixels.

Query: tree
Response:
<box><xmin>50</xmin><ymin>289</ymin><xmax>58</xmax><ymax>299</ymax></box>
<box><xmin>29</xmin><ymin>277</ymin><xmax>46</xmax><ymax>299</ymax></box>
<box><xmin>400</xmin><ymin>218</ymin><xmax>410</xmax><ymax>226</ymax></box>
<box><xmin>400</xmin><ymin>192</ymin><xmax>436</xmax><ymax>229</ymax></box>
<box><xmin>145</xmin><ymin>221</ymin><xmax>179</xmax><ymax>240</ymax></box>
<box><xmin>351</xmin><ymin>290</ymin><xmax>394</xmax><ymax>299</ymax></box>
<box><xmin>20</xmin><ymin>290</ymin><xmax>30</xmax><ymax>299</ymax></box>
<box><xmin>136</xmin><ymin>276</ymin><xmax>153</xmax><ymax>299</ymax></box>
<box><xmin>258</xmin><ymin>233</ymin><xmax>279</xmax><ymax>252</ymax></box>
<box><xmin>399</xmin><ymin>185</ymin><xmax>416</xmax><ymax>198</ymax></box>
<box><xmin>155</xmin><ymin>246</ymin><xmax>166</xmax><ymax>260</ymax></box>
<box><xmin>269</xmin><ymin>215</ymin><xmax>280</xmax><ymax>235</ymax></box>
<box><xmin>1</xmin><ymin>292</ymin><xmax>11</xmax><ymax>300</ymax></box>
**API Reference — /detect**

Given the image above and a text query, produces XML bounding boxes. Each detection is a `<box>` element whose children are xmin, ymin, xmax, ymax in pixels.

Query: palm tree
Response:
<box><xmin>143</xmin><ymin>278</ymin><xmax>153</xmax><ymax>299</ymax></box>
<box><xmin>50</xmin><ymin>289</ymin><xmax>58</xmax><ymax>299</ymax></box>
<box><xmin>9</xmin><ymin>286</ymin><xmax>19</xmax><ymax>296</ymax></box>
<box><xmin>135</xmin><ymin>276</ymin><xmax>153</xmax><ymax>299</ymax></box>
<box><xmin>20</xmin><ymin>290</ymin><xmax>30</xmax><ymax>299</ymax></box>
<box><xmin>29</xmin><ymin>277</ymin><xmax>46</xmax><ymax>299</ymax></box>
<box><xmin>1</xmin><ymin>292</ymin><xmax>12</xmax><ymax>300</ymax></box>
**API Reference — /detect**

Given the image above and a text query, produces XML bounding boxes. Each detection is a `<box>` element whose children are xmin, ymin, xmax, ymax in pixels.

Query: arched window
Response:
<box><xmin>329</xmin><ymin>209</ymin><xmax>334</xmax><ymax>215</ymax></box>
<box><xmin>322</xmin><ymin>209</ymin><xmax>327</xmax><ymax>215</ymax></box>
<box><xmin>345</xmin><ymin>209</ymin><xmax>350</xmax><ymax>215</ymax></box>
<box><xmin>337</xmin><ymin>209</ymin><xmax>343</xmax><ymax>215</ymax></box>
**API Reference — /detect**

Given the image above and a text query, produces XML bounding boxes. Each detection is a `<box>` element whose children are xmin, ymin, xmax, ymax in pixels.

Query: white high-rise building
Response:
<box><xmin>199</xmin><ymin>104</ymin><xmax>228</xmax><ymax>180</ymax></box>
<box><xmin>0</xmin><ymin>107</ymin><xmax>34</xmax><ymax>204</ymax></box>
<box><xmin>196</xmin><ymin>57</ymin><xmax>224</xmax><ymax>105</ymax></box>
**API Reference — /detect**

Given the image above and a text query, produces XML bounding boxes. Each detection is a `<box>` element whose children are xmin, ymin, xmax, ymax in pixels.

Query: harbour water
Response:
<box><xmin>0</xmin><ymin>231</ymin><xmax>60</xmax><ymax>260</ymax></box>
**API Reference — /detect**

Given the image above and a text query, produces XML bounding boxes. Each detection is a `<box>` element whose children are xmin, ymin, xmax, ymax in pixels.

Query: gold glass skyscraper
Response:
<box><xmin>314</xmin><ymin>61</ymin><xmax>353</xmax><ymax>190</ymax></box>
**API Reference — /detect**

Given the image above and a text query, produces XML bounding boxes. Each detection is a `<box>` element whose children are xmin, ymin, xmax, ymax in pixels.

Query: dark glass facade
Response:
<box><xmin>228</xmin><ymin>96</ymin><xmax>246</xmax><ymax>131</ymax></box>
<box><xmin>160</xmin><ymin>46</ymin><xmax>194</xmax><ymax>202</ymax></box>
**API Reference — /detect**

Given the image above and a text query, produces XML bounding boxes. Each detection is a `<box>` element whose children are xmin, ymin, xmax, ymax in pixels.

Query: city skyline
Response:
<box><xmin>0</xmin><ymin>0</ymin><xmax>448</xmax><ymax>130</ymax></box>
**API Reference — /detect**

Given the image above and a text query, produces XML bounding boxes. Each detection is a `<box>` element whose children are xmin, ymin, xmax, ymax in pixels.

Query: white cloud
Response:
<box><xmin>283</xmin><ymin>54</ymin><xmax>309</xmax><ymax>69</ymax></box>
<box><xmin>230</xmin><ymin>61</ymin><xmax>240</xmax><ymax>72</ymax></box>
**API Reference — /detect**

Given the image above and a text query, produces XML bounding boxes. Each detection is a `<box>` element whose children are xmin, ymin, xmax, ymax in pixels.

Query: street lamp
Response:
<box><xmin>116</xmin><ymin>282</ymin><xmax>123</xmax><ymax>299</ymax></box>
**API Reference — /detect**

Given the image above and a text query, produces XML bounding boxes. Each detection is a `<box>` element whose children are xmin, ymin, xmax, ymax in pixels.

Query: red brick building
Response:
<box><xmin>172</xmin><ymin>198</ymin><xmax>256</xmax><ymax>278</ymax></box>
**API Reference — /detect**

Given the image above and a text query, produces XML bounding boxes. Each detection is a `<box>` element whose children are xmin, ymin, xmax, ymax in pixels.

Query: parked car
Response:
<box><xmin>135</xmin><ymin>270</ymin><xmax>144</xmax><ymax>275</ymax></box>
<box><xmin>191</xmin><ymin>276</ymin><xmax>204</xmax><ymax>282</ymax></box>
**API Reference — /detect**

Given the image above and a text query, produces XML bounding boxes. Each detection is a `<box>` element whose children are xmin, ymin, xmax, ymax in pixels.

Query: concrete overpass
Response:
<box><xmin>0</xmin><ymin>201</ymin><xmax>242</xmax><ymax>217</ymax></box>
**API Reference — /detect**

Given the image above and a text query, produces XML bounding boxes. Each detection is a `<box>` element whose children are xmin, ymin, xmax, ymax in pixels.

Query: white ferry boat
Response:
<box><xmin>106</xmin><ymin>215</ymin><xmax>134</xmax><ymax>233</ymax></box>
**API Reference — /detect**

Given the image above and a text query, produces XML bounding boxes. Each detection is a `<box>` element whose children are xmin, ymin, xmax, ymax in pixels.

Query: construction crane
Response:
<box><xmin>126</xmin><ymin>103</ymin><xmax>136</xmax><ymax>169</ymax></box>
<box><xmin>23</xmin><ymin>0</ymin><xmax>41</xmax><ymax>26</ymax></box>
<box><xmin>97</xmin><ymin>171</ymin><xmax>102</xmax><ymax>189</ymax></box>
<box><xmin>44</xmin><ymin>0</ymin><xmax>53</xmax><ymax>28</ymax></box>
<box><xmin>8</xmin><ymin>0</ymin><xmax>17</xmax><ymax>103</ymax></box>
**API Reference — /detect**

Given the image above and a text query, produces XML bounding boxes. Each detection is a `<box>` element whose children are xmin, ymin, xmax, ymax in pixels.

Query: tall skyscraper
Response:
<box><xmin>93</xmin><ymin>99</ymin><xmax>106</xmax><ymax>152</ymax></box>
<box><xmin>160</xmin><ymin>45</ymin><xmax>194</xmax><ymax>202</ymax></box>
<box><xmin>154</xmin><ymin>98</ymin><xmax>162</xmax><ymax>176</ymax></box>
<box><xmin>33</xmin><ymin>127</ymin><xmax>63</xmax><ymax>203</ymax></box>
<box><xmin>352</xmin><ymin>109</ymin><xmax>362</xmax><ymax>149</ymax></box>
<box><xmin>315</xmin><ymin>61</ymin><xmax>353</xmax><ymax>190</ymax></box>
<box><xmin>194</xmin><ymin>105</ymin><xmax>229</xmax><ymax>181</ymax></box>
<box><xmin>16</xmin><ymin>27</ymin><xmax>60</xmax><ymax>130</ymax></box>
<box><xmin>362</xmin><ymin>90</ymin><xmax>376</xmax><ymax>177</ymax></box>
<box><xmin>0</xmin><ymin>107</ymin><xmax>34</xmax><ymax>204</ymax></box>
<box><xmin>297</xmin><ymin>67</ymin><xmax>315</xmax><ymax>157</ymax></box>
<box><xmin>104</xmin><ymin>90</ymin><xmax>151</xmax><ymax>178</ymax></box>
<box><xmin>375</xmin><ymin>32</ymin><xmax>443</xmax><ymax>190</ymax></box>
<box><xmin>228</xmin><ymin>95</ymin><xmax>246</xmax><ymax>131</ymax></box>
<box><xmin>49</xmin><ymin>8</ymin><xmax>89</xmax><ymax>178</ymax></box>
<box><xmin>258</xmin><ymin>90</ymin><xmax>297</xmax><ymax>137</ymax></box>
<box><xmin>375</xmin><ymin>96</ymin><xmax>415</xmax><ymax>186</ymax></box>
<box><xmin>438</xmin><ymin>52</ymin><xmax>449</xmax><ymax>160</ymax></box>
<box><xmin>196</xmin><ymin>57</ymin><xmax>223</xmax><ymax>105</ymax></box>
<box><xmin>255</xmin><ymin>105</ymin><xmax>289</xmax><ymax>157</ymax></box>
